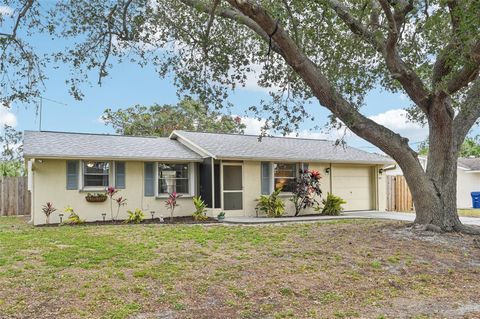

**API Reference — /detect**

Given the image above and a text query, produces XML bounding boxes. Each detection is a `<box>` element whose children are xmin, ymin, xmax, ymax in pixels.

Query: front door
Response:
<box><xmin>222</xmin><ymin>164</ymin><xmax>243</xmax><ymax>212</ymax></box>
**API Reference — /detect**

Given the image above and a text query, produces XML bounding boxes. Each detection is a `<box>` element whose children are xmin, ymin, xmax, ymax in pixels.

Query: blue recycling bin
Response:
<box><xmin>471</xmin><ymin>192</ymin><xmax>480</xmax><ymax>208</ymax></box>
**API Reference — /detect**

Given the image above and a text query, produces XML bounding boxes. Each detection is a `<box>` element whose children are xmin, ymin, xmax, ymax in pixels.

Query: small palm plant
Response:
<box><xmin>256</xmin><ymin>188</ymin><xmax>285</xmax><ymax>217</ymax></box>
<box><xmin>125</xmin><ymin>208</ymin><xmax>145</xmax><ymax>224</ymax></box>
<box><xmin>41</xmin><ymin>202</ymin><xmax>56</xmax><ymax>225</ymax></box>
<box><xmin>192</xmin><ymin>196</ymin><xmax>208</xmax><ymax>221</ymax></box>
<box><xmin>321</xmin><ymin>193</ymin><xmax>347</xmax><ymax>216</ymax></box>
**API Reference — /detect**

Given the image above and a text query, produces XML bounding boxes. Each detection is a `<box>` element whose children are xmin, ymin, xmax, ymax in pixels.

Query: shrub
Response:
<box><xmin>192</xmin><ymin>196</ymin><xmax>208</xmax><ymax>221</ymax></box>
<box><xmin>165</xmin><ymin>192</ymin><xmax>182</xmax><ymax>222</ymax></box>
<box><xmin>290</xmin><ymin>169</ymin><xmax>322</xmax><ymax>216</ymax></box>
<box><xmin>321</xmin><ymin>193</ymin><xmax>346</xmax><ymax>216</ymax></box>
<box><xmin>106</xmin><ymin>187</ymin><xmax>127</xmax><ymax>221</ymax></box>
<box><xmin>41</xmin><ymin>202</ymin><xmax>56</xmax><ymax>224</ymax></box>
<box><xmin>63</xmin><ymin>206</ymin><xmax>84</xmax><ymax>224</ymax></box>
<box><xmin>125</xmin><ymin>208</ymin><xmax>145</xmax><ymax>223</ymax></box>
<box><xmin>256</xmin><ymin>188</ymin><xmax>285</xmax><ymax>217</ymax></box>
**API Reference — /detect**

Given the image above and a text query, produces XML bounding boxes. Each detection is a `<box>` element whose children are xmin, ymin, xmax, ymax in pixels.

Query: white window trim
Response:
<box><xmin>156</xmin><ymin>162</ymin><xmax>195</xmax><ymax>198</ymax></box>
<box><xmin>80</xmin><ymin>160</ymin><xmax>114</xmax><ymax>192</ymax></box>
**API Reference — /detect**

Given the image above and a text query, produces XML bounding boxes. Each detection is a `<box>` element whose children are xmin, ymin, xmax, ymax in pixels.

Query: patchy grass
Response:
<box><xmin>0</xmin><ymin>217</ymin><xmax>479</xmax><ymax>318</ymax></box>
<box><xmin>458</xmin><ymin>209</ymin><xmax>480</xmax><ymax>217</ymax></box>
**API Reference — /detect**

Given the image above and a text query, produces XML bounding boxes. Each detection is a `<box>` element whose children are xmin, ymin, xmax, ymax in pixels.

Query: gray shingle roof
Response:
<box><xmin>458</xmin><ymin>157</ymin><xmax>480</xmax><ymax>171</ymax></box>
<box><xmin>172</xmin><ymin>131</ymin><xmax>393</xmax><ymax>164</ymax></box>
<box><xmin>23</xmin><ymin>131</ymin><xmax>203</xmax><ymax>161</ymax></box>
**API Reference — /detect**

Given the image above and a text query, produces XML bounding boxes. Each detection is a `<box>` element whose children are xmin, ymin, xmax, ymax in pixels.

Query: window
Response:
<box><xmin>158</xmin><ymin>163</ymin><xmax>189</xmax><ymax>194</ymax></box>
<box><xmin>274</xmin><ymin>163</ymin><xmax>297</xmax><ymax>192</ymax></box>
<box><xmin>83</xmin><ymin>161</ymin><xmax>110</xmax><ymax>188</ymax></box>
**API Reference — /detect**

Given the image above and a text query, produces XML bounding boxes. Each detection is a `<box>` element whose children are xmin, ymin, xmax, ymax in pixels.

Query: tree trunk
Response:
<box><xmin>398</xmin><ymin>98</ymin><xmax>466</xmax><ymax>232</ymax></box>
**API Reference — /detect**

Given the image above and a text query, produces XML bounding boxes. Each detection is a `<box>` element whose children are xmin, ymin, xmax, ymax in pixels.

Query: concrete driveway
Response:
<box><xmin>223</xmin><ymin>210</ymin><xmax>480</xmax><ymax>226</ymax></box>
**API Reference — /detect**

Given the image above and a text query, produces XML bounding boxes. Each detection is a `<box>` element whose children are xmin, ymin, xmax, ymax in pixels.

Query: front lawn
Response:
<box><xmin>0</xmin><ymin>217</ymin><xmax>479</xmax><ymax>318</ymax></box>
<box><xmin>458</xmin><ymin>209</ymin><xmax>480</xmax><ymax>217</ymax></box>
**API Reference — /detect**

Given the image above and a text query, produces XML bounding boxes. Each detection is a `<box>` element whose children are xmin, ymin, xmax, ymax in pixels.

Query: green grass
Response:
<box><xmin>0</xmin><ymin>217</ymin><xmax>478</xmax><ymax>318</ymax></box>
<box><xmin>457</xmin><ymin>209</ymin><xmax>480</xmax><ymax>217</ymax></box>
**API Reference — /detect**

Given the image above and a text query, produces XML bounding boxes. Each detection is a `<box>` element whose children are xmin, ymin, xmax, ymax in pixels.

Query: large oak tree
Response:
<box><xmin>2</xmin><ymin>0</ymin><xmax>480</xmax><ymax>233</ymax></box>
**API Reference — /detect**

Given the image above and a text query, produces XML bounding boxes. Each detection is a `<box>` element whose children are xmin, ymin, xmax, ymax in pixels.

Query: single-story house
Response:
<box><xmin>23</xmin><ymin>130</ymin><xmax>394</xmax><ymax>225</ymax></box>
<box><xmin>386</xmin><ymin>156</ymin><xmax>480</xmax><ymax>208</ymax></box>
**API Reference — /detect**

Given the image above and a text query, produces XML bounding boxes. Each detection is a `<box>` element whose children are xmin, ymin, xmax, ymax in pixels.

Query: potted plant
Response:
<box><xmin>85</xmin><ymin>193</ymin><xmax>107</xmax><ymax>203</ymax></box>
<box><xmin>217</xmin><ymin>211</ymin><xmax>226</xmax><ymax>221</ymax></box>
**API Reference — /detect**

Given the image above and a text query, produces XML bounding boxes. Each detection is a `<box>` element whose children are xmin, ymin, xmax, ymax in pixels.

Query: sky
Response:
<box><xmin>1</xmin><ymin>4</ymin><xmax>473</xmax><ymax>154</ymax></box>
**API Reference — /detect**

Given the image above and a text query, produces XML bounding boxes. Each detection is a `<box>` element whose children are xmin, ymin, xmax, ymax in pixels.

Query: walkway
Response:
<box><xmin>223</xmin><ymin>211</ymin><xmax>480</xmax><ymax>226</ymax></box>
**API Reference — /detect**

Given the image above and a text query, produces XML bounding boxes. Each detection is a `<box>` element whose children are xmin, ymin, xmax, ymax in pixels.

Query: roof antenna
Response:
<box><xmin>38</xmin><ymin>96</ymin><xmax>68</xmax><ymax>131</ymax></box>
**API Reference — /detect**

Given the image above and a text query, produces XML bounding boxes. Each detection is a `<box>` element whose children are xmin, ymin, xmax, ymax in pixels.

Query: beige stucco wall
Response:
<box><xmin>240</xmin><ymin>162</ymin><xmax>381</xmax><ymax>217</ymax></box>
<box><xmin>31</xmin><ymin>159</ymin><xmax>386</xmax><ymax>224</ymax></box>
<box><xmin>31</xmin><ymin>159</ymin><xmax>195</xmax><ymax>225</ymax></box>
<box><xmin>457</xmin><ymin>169</ymin><xmax>480</xmax><ymax>208</ymax></box>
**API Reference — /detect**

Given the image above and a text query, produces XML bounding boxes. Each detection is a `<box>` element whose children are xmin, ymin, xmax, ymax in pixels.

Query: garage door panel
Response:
<box><xmin>332</xmin><ymin>165</ymin><xmax>373</xmax><ymax>211</ymax></box>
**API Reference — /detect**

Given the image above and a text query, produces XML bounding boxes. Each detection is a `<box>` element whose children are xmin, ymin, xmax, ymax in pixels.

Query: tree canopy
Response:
<box><xmin>2</xmin><ymin>0</ymin><xmax>480</xmax><ymax>232</ymax></box>
<box><xmin>102</xmin><ymin>98</ymin><xmax>246</xmax><ymax>136</ymax></box>
<box><xmin>419</xmin><ymin>136</ymin><xmax>480</xmax><ymax>158</ymax></box>
<box><xmin>0</xmin><ymin>125</ymin><xmax>23</xmax><ymax>177</ymax></box>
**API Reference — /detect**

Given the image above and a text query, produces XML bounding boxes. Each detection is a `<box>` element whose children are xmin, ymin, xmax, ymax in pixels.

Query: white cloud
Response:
<box><xmin>368</xmin><ymin>108</ymin><xmax>427</xmax><ymax>142</ymax></box>
<box><xmin>0</xmin><ymin>6</ymin><xmax>13</xmax><ymax>16</ymax></box>
<box><xmin>0</xmin><ymin>107</ymin><xmax>17</xmax><ymax>127</ymax></box>
<box><xmin>240</xmin><ymin>116</ymin><xmax>266</xmax><ymax>135</ymax></box>
<box><xmin>238</xmin><ymin>108</ymin><xmax>427</xmax><ymax>154</ymax></box>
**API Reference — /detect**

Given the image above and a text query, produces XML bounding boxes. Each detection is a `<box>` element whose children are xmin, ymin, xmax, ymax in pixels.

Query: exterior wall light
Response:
<box><xmin>379</xmin><ymin>168</ymin><xmax>384</xmax><ymax>175</ymax></box>
<box><xmin>324</xmin><ymin>167</ymin><xmax>330</xmax><ymax>174</ymax></box>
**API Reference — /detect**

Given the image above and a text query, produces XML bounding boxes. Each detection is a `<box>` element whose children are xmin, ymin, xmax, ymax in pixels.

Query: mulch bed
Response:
<box><xmin>38</xmin><ymin>216</ymin><xmax>220</xmax><ymax>227</ymax></box>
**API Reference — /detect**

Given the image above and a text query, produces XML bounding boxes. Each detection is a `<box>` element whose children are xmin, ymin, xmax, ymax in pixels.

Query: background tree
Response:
<box><xmin>102</xmin><ymin>98</ymin><xmax>245</xmax><ymax>136</ymax></box>
<box><xmin>0</xmin><ymin>125</ymin><xmax>23</xmax><ymax>177</ymax></box>
<box><xmin>419</xmin><ymin>136</ymin><xmax>480</xmax><ymax>158</ymax></box>
<box><xmin>2</xmin><ymin>1</ymin><xmax>480</xmax><ymax>233</ymax></box>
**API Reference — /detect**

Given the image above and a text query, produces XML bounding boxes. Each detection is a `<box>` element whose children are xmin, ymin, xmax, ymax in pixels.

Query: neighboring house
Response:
<box><xmin>386</xmin><ymin>156</ymin><xmax>480</xmax><ymax>208</ymax></box>
<box><xmin>23</xmin><ymin>130</ymin><xmax>393</xmax><ymax>225</ymax></box>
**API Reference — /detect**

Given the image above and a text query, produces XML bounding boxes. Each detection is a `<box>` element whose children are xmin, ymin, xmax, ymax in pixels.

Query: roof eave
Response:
<box><xmin>216</xmin><ymin>156</ymin><xmax>393</xmax><ymax>165</ymax></box>
<box><xmin>23</xmin><ymin>154</ymin><xmax>203</xmax><ymax>162</ymax></box>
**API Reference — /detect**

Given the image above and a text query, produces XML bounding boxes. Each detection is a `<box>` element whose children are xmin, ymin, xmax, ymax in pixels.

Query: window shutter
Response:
<box><xmin>115</xmin><ymin>162</ymin><xmax>126</xmax><ymax>189</ymax></box>
<box><xmin>261</xmin><ymin>162</ymin><xmax>271</xmax><ymax>195</ymax></box>
<box><xmin>66</xmin><ymin>160</ymin><xmax>79</xmax><ymax>190</ymax></box>
<box><xmin>144</xmin><ymin>162</ymin><xmax>155</xmax><ymax>196</ymax></box>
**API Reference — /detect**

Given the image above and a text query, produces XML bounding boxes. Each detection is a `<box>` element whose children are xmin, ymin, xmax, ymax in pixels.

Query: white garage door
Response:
<box><xmin>331</xmin><ymin>165</ymin><xmax>374</xmax><ymax>211</ymax></box>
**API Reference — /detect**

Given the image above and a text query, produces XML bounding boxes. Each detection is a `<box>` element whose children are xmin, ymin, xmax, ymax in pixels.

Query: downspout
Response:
<box><xmin>329</xmin><ymin>163</ymin><xmax>333</xmax><ymax>194</ymax></box>
<box><xmin>27</xmin><ymin>159</ymin><xmax>34</xmax><ymax>224</ymax></box>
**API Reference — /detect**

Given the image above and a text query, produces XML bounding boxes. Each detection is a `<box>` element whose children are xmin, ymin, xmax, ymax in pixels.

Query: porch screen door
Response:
<box><xmin>223</xmin><ymin>165</ymin><xmax>243</xmax><ymax>210</ymax></box>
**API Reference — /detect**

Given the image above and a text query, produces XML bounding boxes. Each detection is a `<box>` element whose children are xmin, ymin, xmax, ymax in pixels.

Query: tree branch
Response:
<box><xmin>324</xmin><ymin>0</ymin><xmax>430</xmax><ymax>111</ymax></box>
<box><xmin>453</xmin><ymin>80</ymin><xmax>480</xmax><ymax>148</ymax></box>
<box><xmin>222</xmin><ymin>0</ymin><xmax>423</xmax><ymax>170</ymax></box>
<box><xmin>98</xmin><ymin>5</ymin><xmax>117</xmax><ymax>85</ymax></box>
<box><xmin>445</xmin><ymin>40</ymin><xmax>480</xmax><ymax>94</ymax></box>
<box><xmin>179</xmin><ymin>0</ymin><xmax>284</xmax><ymax>57</ymax></box>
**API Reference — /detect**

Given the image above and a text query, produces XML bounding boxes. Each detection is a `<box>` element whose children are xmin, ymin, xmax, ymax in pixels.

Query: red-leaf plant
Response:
<box><xmin>106</xmin><ymin>186</ymin><xmax>127</xmax><ymax>221</ymax></box>
<box><xmin>114</xmin><ymin>196</ymin><xmax>127</xmax><ymax>221</ymax></box>
<box><xmin>165</xmin><ymin>192</ymin><xmax>182</xmax><ymax>222</ymax></box>
<box><xmin>42</xmin><ymin>202</ymin><xmax>57</xmax><ymax>224</ymax></box>
<box><xmin>290</xmin><ymin>169</ymin><xmax>323</xmax><ymax>216</ymax></box>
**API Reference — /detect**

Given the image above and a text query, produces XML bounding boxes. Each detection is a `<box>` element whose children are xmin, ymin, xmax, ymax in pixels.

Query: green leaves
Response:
<box><xmin>101</xmin><ymin>97</ymin><xmax>246</xmax><ymax>136</ymax></box>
